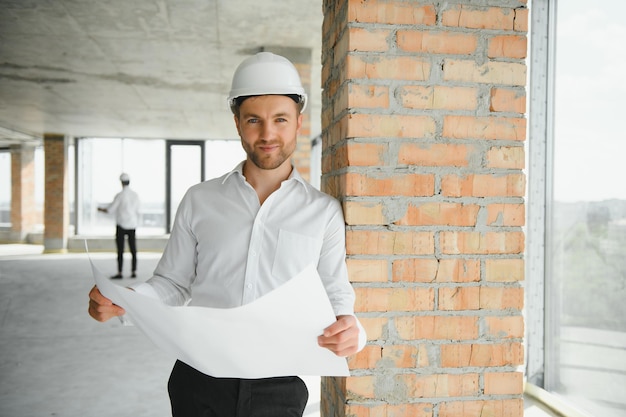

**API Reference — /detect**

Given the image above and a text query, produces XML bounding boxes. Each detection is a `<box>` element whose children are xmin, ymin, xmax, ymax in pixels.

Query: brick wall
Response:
<box><xmin>43</xmin><ymin>134</ymin><xmax>69</xmax><ymax>252</ymax></box>
<box><xmin>321</xmin><ymin>1</ymin><xmax>527</xmax><ymax>416</ymax></box>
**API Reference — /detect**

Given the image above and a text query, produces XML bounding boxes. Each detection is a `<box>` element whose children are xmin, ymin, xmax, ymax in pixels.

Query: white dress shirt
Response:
<box><xmin>107</xmin><ymin>186</ymin><xmax>141</xmax><ymax>229</ymax></box>
<box><xmin>135</xmin><ymin>162</ymin><xmax>358</xmax><ymax>322</ymax></box>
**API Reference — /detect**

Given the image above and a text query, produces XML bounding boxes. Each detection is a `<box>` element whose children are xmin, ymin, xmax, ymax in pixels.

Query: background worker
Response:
<box><xmin>98</xmin><ymin>173</ymin><xmax>141</xmax><ymax>279</ymax></box>
<box><xmin>89</xmin><ymin>52</ymin><xmax>365</xmax><ymax>417</ymax></box>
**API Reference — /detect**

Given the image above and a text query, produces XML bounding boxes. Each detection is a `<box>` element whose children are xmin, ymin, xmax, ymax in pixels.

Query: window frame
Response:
<box><xmin>526</xmin><ymin>0</ymin><xmax>558</xmax><ymax>388</ymax></box>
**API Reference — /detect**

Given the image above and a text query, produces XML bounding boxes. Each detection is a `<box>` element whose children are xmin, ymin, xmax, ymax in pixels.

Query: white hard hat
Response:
<box><xmin>227</xmin><ymin>52</ymin><xmax>307</xmax><ymax>113</ymax></box>
<box><xmin>120</xmin><ymin>173</ymin><xmax>130</xmax><ymax>182</ymax></box>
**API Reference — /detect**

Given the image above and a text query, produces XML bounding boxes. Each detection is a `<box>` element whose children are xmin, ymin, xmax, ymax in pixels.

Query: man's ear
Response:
<box><xmin>296</xmin><ymin>113</ymin><xmax>303</xmax><ymax>135</ymax></box>
<box><xmin>234</xmin><ymin>114</ymin><xmax>241</xmax><ymax>136</ymax></box>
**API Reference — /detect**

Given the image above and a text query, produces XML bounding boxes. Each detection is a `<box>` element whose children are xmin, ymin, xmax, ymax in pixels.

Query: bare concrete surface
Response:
<box><xmin>0</xmin><ymin>246</ymin><xmax>320</xmax><ymax>417</ymax></box>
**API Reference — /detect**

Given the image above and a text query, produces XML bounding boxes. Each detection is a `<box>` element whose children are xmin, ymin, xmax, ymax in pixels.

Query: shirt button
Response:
<box><xmin>246</xmin><ymin>284</ymin><xmax>252</xmax><ymax>289</ymax></box>
<box><xmin>251</xmin><ymin>250</ymin><xmax>256</xmax><ymax>256</ymax></box>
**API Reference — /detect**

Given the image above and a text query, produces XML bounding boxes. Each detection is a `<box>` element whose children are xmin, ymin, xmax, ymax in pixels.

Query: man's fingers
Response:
<box><xmin>318</xmin><ymin>332</ymin><xmax>359</xmax><ymax>357</ymax></box>
<box><xmin>88</xmin><ymin>300</ymin><xmax>121</xmax><ymax>321</ymax></box>
<box><xmin>323</xmin><ymin>315</ymin><xmax>356</xmax><ymax>337</ymax></box>
<box><xmin>88</xmin><ymin>300</ymin><xmax>125</xmax><ymax>321</ymax></box>
<box><xmin>89</xmin><ymin>285</ymin><xmax>112</xmax><ymax>305</ymax></box>
<box><xmin>318</xmin><ymin>316</ymin><xmax>360</xmax><ymax>357</ymax></box>
<box><xmin>319</xmin><ymin>325</ymin><xmax>358</xmax><ymax>346</ymax></box>
<box><xmin>88</xmin><ymin>285</ymin><xmax>125</xmax><ymax>322</ymax></box>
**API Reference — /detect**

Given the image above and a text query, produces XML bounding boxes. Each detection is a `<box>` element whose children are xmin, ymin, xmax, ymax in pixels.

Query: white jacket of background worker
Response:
<box><xmin>107</xmin><ymin>181</ymin><xmax>141</xmax><ymax>230</ymax></box>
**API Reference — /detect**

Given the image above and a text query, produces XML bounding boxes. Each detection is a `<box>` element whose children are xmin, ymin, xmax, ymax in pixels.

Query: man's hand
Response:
<box><xmin>318</xmin><ymin>315</ymin><xmax>360</xmax><ymax>357</ymax></box>
<box><xmin>88</xmin><ymin>285</ymin><xmax>125</xmax><ymax>322</ymax></box>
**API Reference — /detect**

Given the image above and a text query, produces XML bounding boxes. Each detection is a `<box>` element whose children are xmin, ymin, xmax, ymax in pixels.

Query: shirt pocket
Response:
<box><xmin>272</xmin><ymin>229</ymin><xmax>323</xmax><ymax>283</ymax></box>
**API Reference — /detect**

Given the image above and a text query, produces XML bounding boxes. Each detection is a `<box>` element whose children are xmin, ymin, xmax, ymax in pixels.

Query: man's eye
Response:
<box><xmin>247</xmin><ymin>118</ymin><xmax>259</xmax><ymax>124</ymax></box>
<box><xmin>276</xmin><ymin>118</ymin><xmax>287</xmax><ymax>123</ymax></box>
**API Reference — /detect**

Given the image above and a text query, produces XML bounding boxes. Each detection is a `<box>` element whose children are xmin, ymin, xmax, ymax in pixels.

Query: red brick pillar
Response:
<box><xmin>321</xmin><ymin>1</ymin><xmax>528</xmax><ymax>416</ymax></box>
<box><xmin>43</xmin><ymin>134</ymin><xmax>70</xmax><ymax>252</ymax></box>
<box><xmin>10</xmin><ymin>144</ymin><xmax>37</xmax><ymax>242</ymax></box>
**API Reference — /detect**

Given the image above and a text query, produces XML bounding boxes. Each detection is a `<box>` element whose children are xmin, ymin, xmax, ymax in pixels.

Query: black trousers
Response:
<box><xmin>168</xmin><ymin>360</ymin><xmax>309</xmax><ymax>417</ymax></box>
<box><xmin>115</xmin><ymin>225</ymin><xmax>137</xmax><ymax>273</ymax></box>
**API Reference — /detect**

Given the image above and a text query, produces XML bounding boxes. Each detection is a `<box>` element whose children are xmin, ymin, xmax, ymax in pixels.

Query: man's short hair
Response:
<box><xmin>230</xmin><ymin>94</ymin><xmax>305</xmax><ymax>116</ymax></box>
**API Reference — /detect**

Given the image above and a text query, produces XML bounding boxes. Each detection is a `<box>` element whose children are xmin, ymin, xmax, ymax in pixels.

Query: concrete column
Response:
<box><xmin>43</xmin><ymin>133</ymin><xmax>70</xmax><ymax>253</ymax></box>
<box><xmin>9</xmin><ymin>143</ymin><xmax>38</xmax><ymax>242</ymax></box>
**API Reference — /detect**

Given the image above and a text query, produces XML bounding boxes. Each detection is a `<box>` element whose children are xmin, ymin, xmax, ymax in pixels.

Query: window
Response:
<box><xmin>549</xmin><ymin>1</ymin><xmax>626</xmax><ymax>415</ymax></box>
<box><xmin>76</xmin><ymin>138</ymin><xmax>166</xmax><ymax>235</ymax></box>
<box><xmin>0</xmin><ymin>150</ymin><xmax>10</xmax><ymax>225</ymax></box>
<box><xmin>75</xmin><ymin>138</ymin><xmax>245</xmax><ymax>236</ymax></box>
<box><xmin>529</xmin><ymin>1</ymin><xmax>626</xmax><ymax>415</ymax></box>
<box><xmin>205</xmin><ymin>140</ymin><xmax>245</xmax><ymax>181</ymax></box>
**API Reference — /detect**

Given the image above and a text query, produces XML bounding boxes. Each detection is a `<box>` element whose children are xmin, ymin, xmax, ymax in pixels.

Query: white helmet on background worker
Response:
<box><xmin>227</xmin><ymin>52</ymin><xmax>307</xmax><ymax>113</ymax></box>
<box><xmin>119</xmin><ymin>173</ymin><xmax>130</xmax><ymax>182</ymax></box>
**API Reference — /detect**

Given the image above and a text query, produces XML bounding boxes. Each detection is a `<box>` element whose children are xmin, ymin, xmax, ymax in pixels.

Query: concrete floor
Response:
<box><xmin>0</xmin><ymin>245</ymin><xmax>321</xmax><ymax>417</ymax></box>
<box><xmin>0</xmin><ymin>244</ymin><xmax>560</xmax><ymax>417</ymax></box>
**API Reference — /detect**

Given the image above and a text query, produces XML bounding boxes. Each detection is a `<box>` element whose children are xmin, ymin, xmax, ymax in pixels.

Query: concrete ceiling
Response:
<box><xmin>0</xmin><ymin>0</ymin><xmax>323</xmax><ymax>146</ymax></box>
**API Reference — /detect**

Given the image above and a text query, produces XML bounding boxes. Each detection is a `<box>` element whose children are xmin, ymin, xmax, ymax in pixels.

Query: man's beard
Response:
<box><xmin>245</xmin><ymin>141</ymin><xmax>294</xmax><ymax>170</ymax></box>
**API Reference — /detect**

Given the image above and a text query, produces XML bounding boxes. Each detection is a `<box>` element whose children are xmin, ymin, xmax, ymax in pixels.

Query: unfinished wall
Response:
<box><xmin>321</xmin><ymin>1</ymin><xmax>528</xmax><ymax>416</ymax></box>
<box><xmin>43</xmin><ymin>134</ymin><xmax>69</xmax><ymax>252</ymax></box>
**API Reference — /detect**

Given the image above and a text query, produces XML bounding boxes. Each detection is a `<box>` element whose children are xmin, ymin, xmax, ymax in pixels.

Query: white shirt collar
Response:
<box><xmin>222</xmin><ymin>160</ymin><xmax>308</xmax><ymax>192</ymax></box>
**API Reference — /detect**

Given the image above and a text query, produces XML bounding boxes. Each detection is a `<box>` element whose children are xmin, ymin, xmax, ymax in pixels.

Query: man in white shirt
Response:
<box><xmin>88</xmin><ymin>52</ymin><xmax>365</xmax><ymax>417</ymax></box>
<box><xmin>98</xmin><ymin>173</ymin><xmax>141</xmax><ymax>279</ymax></box>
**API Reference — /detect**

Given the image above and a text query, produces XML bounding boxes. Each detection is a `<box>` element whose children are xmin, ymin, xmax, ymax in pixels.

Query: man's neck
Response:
<box><xmin>243</xmin><ymin>160</ymin><xmax>293</xmax><ymax>205</ymax></box>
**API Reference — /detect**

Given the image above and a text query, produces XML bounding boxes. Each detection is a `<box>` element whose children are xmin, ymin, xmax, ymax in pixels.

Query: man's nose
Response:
<box><xmin>260</xmin><ymin>122</ymin><xmax>276</xmax><ymax>140</ymax></box>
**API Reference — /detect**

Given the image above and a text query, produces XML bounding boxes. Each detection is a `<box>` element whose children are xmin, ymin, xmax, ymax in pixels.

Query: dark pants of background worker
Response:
<box><xmin>115</xmin><ymin>225</ymin><xmax>137</xmax><ymax>274</ymax></box>
<box><xmin>168</xmin><ymin>360</ymin><xmax>309</xmax><ymax>417</ymax></box>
